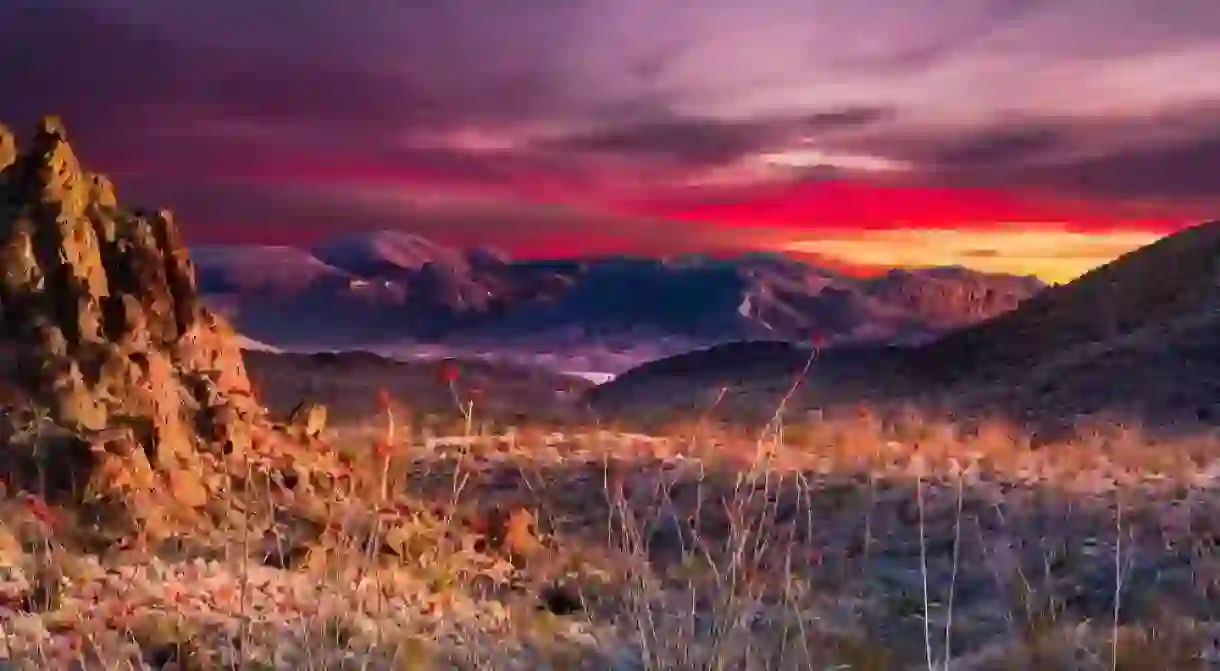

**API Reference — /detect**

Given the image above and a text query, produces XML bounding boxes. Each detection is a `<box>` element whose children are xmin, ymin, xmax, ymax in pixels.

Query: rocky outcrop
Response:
<box><xmin>0</xmin><ymin>117</ymin><xmax>260</xmax><ymax>529</ymax></box>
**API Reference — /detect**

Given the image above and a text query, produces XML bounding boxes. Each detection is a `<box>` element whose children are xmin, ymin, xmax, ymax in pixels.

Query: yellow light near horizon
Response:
<box><xmin>782</xmin><ymin>228</ymin><xmax>1163</xmax><ymax>283</ymax></box>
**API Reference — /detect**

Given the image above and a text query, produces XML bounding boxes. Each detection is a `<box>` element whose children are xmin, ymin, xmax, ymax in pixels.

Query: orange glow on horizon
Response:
<box><xmin>780</xmin><ymin>227</ymin><xmax>1164</xmax><ymax>283</ymax></box>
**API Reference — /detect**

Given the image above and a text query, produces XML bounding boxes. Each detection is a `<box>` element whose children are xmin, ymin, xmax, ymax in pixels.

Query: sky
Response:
<box><xmin>2</xmin><ymin>1</ymin><xmax>1219</xmax><ymax>282</ymax></box>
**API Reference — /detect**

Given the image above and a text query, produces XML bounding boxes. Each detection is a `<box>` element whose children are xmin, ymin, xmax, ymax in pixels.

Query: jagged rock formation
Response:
<box><xmin>0</xmin><ymin>117</ymin><xmax>260</xmax><ymax>530</ymax></box>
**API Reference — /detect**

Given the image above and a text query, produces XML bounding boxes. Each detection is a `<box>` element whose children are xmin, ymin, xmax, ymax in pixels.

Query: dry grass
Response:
<box><xmin>4</xmin><ymin>378</ymin><xmax>1220</xmax><ymax>670</ymax></box>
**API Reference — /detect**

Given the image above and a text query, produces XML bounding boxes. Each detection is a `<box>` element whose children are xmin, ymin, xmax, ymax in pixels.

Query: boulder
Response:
<box><xmin>287</xmin><ymin>401</ymin><xmax>328</xmax><ymax>439</ymax></box>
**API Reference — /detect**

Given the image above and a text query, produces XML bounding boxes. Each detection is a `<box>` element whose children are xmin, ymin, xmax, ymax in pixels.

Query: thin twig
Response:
<box><xmin>943</xmin><ymin>468</ymin><xmax>965</xmax><ymax>670</ymax></box>
<box><xmin>917</xmin><ymin>467</ymin><xmax>934</xmax><ymax>671</ymax></box>
<box><xmin>1112</xmin><ymin>490</ymin><xmax>1123</xmax><ymax>671</ymax></box>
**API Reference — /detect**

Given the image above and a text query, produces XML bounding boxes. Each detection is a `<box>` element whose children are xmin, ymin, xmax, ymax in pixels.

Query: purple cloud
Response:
<box><xmin>1</xmin><ymin>0</ymin><xmax>1219</xmax><ymax>244</ymax></box>
<box><xmin>537</xmin><ymin>106</ymin><xmax>894</xmax><ymax>167</ymax></box>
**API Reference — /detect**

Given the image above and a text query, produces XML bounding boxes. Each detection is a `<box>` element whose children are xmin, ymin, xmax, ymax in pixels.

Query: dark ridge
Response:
<box><xmin>907</xmin><ymin>220</ymin><xmax>1220</xmax><ymax>384</ymax></box>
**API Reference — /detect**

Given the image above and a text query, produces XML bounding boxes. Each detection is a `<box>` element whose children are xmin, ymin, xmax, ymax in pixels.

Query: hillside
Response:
<box><xmin>908</xmin><ymin>220</ymin><xmax>1220</xmax><ymax>384</ymax></box>
<box><xmin>943</xmin><ymin>303</ymin><xmax>1220</xmax><ymax>429</ymax></box>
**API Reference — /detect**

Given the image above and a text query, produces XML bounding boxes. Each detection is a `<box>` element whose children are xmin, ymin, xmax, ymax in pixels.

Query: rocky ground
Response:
<box><xmin>4</xmin><ymin>407</ymin><xmax>1220</xmax><ymax>670</ymax></box>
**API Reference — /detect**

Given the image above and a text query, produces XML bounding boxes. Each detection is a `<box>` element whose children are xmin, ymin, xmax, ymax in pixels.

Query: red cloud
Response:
<box><xmin>635</xmin><ymin>180</ymin><xmax>1190</xmax><ymax>234</ymax></box>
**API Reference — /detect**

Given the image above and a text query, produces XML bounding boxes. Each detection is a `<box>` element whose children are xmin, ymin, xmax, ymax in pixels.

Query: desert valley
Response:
<box><xmin>1</xmin><ymin>115</ymin><xmax>1220</xmax><ymax>671</ymax></box>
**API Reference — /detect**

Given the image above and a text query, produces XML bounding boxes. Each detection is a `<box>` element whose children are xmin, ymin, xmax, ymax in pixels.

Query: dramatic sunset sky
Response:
<box><xmin>2</xmin><ymin>1</ymin><xmax>1219</xmax><ymax>282</ymax></box>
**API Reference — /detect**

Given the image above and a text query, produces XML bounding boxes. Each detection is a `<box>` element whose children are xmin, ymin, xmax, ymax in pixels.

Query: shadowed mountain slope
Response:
<box><xmin>908</xmin><ymin>220</ymin><xmax>1220</xmax><ymax>385</ymax></box>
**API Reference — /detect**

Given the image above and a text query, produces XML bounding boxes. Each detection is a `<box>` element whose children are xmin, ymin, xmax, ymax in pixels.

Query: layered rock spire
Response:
<box><xmin>0</xmin><ymin>116</ymin><xmax>259</xmax><ymax>524</ymax></box>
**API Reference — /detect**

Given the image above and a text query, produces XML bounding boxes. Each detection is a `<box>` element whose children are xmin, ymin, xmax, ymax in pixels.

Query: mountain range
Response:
<box><xmin>193</xmin><ymin>229</ymin><xmax>1046</xmax><ymax>376</ymax></box>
